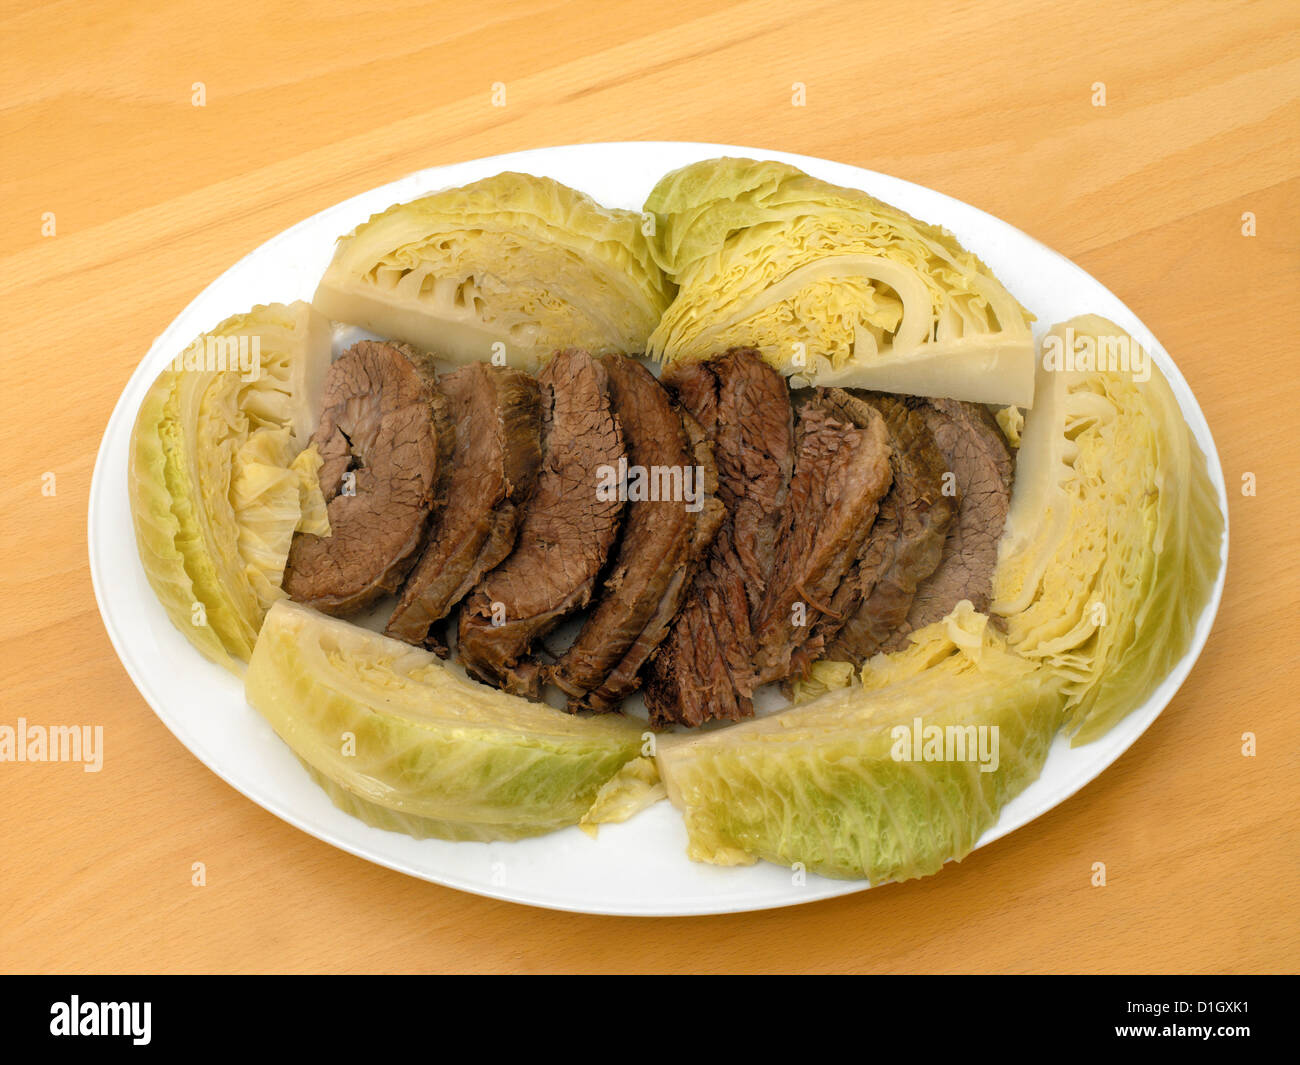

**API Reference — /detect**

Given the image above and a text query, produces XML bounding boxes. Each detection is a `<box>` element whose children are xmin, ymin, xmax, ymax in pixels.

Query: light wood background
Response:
<box><xmin>2</xmin><ymin>0</ymin><xmax>1296</xmax><ymax>975</ymax></box>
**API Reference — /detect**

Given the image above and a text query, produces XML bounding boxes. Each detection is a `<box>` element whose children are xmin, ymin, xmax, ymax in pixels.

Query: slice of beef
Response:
<box><xmin>752</xmin><ymin>391</ymin><xmax>892</xmax><ymax>684</ymax></box>
<box><xmin>284</xmin><ymin>340</ymin><xmax>452</xmax><ymax>616</ymax></box>
<box><xmin>384</xmin><ymin>363</ymin><xmax>541</xmax><ymax>652</ymax></box>
<box><xmin>639</xmin><ymin>548</ymin><xmax>752</xmax><ymax>728</ymax></box>
<box><xmin>792</xmin><ymin>390</ymin><xmax>900</xmax><ymax>659</ymax></box>
<box><xmin>548</xmin><ymin>355</ymin><xmax>724</xmax><ymax>712</ymax></box>
<box><xmin>457</xmin><ymin>349</ymin><xmax>625</xmax><ymax>697</ymax></box>
<box><xmin>643</xmin><ymin>349</ymin><xmax>795</xmax><ymax>728</ymax></box>
<box><xmin>820</xmin><ymin>392</ymin><xmax>955</xmax><ymax>665</ymax></box>
<box><xmin>881</xmin><ymin>397</ymin><xmax>1014</xmax><ymax>649</ymax></box>
<box><xmin>710</xmin><ymin>351</ymin><xmax>798</xmax><ymax>614</ymax></box>
<box><xmin>595</xmin><ymin>408</ymin><xmax>725</xmax><ymax>708</ymax></box>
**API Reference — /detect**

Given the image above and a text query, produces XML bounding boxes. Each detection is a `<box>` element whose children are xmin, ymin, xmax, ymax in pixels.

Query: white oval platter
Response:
<box><xmin>88</xmin><ymin>142</ymin><xmax>1229</xmax><ymax>916</ymax></box>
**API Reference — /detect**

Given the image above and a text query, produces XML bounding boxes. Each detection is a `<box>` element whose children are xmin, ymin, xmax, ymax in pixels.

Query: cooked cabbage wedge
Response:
<box><xmin>313</xmin><ymin>172</ymin><xmax>673</xmax><ymax>370</ymax></box>
<box><xmin>245</xmin><ymin>601</ymin><xmax>646</xmax><ymax>841</ymax></box>
<box><xmin>128</xmin><ymin>302</ymin><xmax>332</xmax><ymax>670</ymax></box>
<box><xmin>993</xmin><ymin>316</ymin><xmax>1223</xmax><ymax>743</ymax></box>
<box><xmin>656</xmin><ymin>605</ymin><xmax>1064</xmax><ymax>882</ymax></box>
<box><xmin>643</xmin><ymin>158</ymin><xmax>1035</xmax><ymax>405</ymax></box>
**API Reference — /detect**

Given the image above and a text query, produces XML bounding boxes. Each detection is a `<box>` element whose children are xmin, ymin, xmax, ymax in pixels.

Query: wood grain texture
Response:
<box><xmin>1</xmin><ymin>0</ymin><xmax>1297</xmax><ymax>975</ymax></box>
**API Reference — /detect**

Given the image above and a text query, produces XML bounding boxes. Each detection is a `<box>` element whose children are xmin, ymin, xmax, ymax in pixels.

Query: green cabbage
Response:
<box><xmin>643</xmin><ymin>158</ymin><xmax>1035</xmax><ymax>405</ymax></box>
<box><xmin>313</xmin><ymin>172</ymin><xmax>673</xmax><ymax>370</ymax></box>
<box><xmin>655</xmin><ymin>605</ymin><xmax>1063</xmax><ymax>882</ymax></box>
<box><xmin>290</xmin><ymin>443</ymin><xmax>331</xmax><ymax>538</ymax></box>
<box><xmin>128</xmin><ymin>302</ymin><xmax>332</xmax><ymax>670</ymax></box>
<box><xmin>245</xmin><ymin>600</ymin><xmax>646</xmax><ymax>841</ymax></box>
<box><xmin>787</xmin><ymin>659</ymin><xmax>855</xmax><ymax>704</ymax></box>
<box><xmin>992</xmin><ymin>316</ymin><xmax>1224</xmax><ymax>743</ymax></box>
<box><xmin>579</xmin><ymin>757</ymin><xmax>666</xmax><ymax>837</ymax></box>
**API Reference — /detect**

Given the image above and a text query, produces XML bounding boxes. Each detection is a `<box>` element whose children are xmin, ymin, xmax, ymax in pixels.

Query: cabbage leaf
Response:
<box><xmin>787</xmin><ymin>659</ymin><xmax>855</xmax><ymax>704</ymax></box>
<box><xmin>579</xmin><ymin>757</ymin><xmax>666</xmax><ymax>837</ymax></box>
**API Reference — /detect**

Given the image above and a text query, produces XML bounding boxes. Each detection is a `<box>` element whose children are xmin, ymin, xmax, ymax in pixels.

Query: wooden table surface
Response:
<box><xmin>2</xmin><ymin>0</ymin><xmax>1296</xmax><ymax>975</ymax></box>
